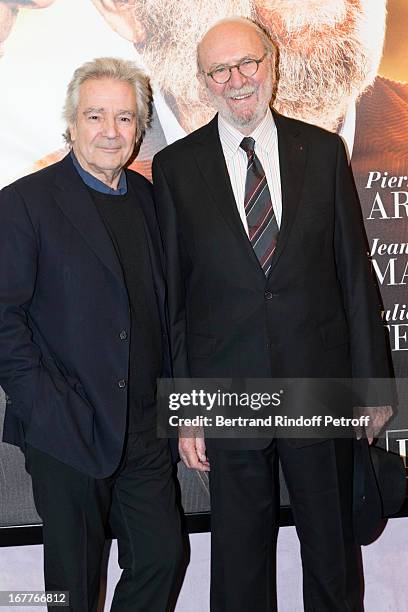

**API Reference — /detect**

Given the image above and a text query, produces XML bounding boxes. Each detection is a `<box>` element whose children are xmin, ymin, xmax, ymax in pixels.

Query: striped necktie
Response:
<box><xmin>240</xmin><ymin>137</ymin><xmax>279</xmax><ymax>276</ymax></box>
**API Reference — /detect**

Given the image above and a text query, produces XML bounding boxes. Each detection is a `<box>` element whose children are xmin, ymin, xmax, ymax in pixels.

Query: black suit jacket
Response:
<box><xmin>0</xmin><ymin>154</ymin><xmax>170</xmax><ymax>478</ymax></box>
<box><xmin>152</xmin><ymin>111</ymin><xmax>393</xmax><ymax>449</ymax></box>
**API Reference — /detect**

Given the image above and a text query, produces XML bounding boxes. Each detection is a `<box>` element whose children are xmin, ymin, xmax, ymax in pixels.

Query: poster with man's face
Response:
<box><xmin>0</xmin><ymin>0</ymin><xmax>407</xmax><ymax>520</ymax></box>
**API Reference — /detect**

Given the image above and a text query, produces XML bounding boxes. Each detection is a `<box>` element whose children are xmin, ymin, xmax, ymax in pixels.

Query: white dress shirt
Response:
<box><xmin>218</xmin><ymin>109</ymin><xmax>282</xmax><ymax>235</ymax></box>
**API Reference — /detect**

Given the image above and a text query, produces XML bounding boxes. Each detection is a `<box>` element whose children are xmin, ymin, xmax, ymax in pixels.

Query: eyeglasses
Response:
<box><xmin>204</xmin><ymin>53</ymin><xmax>268</xmax><ymax>85</ymax></box>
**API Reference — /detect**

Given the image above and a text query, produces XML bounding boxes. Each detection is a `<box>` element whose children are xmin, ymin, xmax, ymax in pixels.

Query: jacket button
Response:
<box><xmin>119</xmin><ymin>330</ymin><xmax>128</xmax><ymax>340</ymax></box>
<box><xmin>118</xmin><ymin>379</ymin><xmax>127</xmax><ymax>389</ymax></box>
<box><xmin>264</xmin><ymin>291</ymin><xmax>273</xmax><ymax>300</ymax></box>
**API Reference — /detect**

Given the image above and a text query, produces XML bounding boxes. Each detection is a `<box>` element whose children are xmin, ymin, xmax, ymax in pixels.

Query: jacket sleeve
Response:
<box><xmin>152</xmin><ymin>156</ymin><xmax>191</xmax><ymax>380</ymax></box>
<box><xmin>0</xmin><ymin>183</ymin><xmax>92</xmax><ymax>426</ymax></box>
<box><xmin>333</xmin><ymin>137</ymin><xmax>394</xmax><ymax>403</ymax></box>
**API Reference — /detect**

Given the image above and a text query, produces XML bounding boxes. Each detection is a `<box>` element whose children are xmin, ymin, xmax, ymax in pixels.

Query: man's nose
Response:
<box><xmin>102</xmin><ymin>115</ymin><xmax>119</xmax><ymax>138</ymax></box>
<box><xmin>229</xmin><ymin>66</ymin><xmax>247</xmax><ymax>89</ymax></box>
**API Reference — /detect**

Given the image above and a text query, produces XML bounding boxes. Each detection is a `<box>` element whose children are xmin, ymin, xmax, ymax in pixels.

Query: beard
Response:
<box><xmin>134</xmin><ymin>0</ymin><xmax>252</xmax><ymax>131</ymax></box>
<box><xmin>205</xmin><ymin>69</ymin><xmax>274</xmax><ymax>132</ymax></box>
<box><xmin>254</xmin><ymin>0</ymin><xmax>386</xmax><ymax>131</ymax></box>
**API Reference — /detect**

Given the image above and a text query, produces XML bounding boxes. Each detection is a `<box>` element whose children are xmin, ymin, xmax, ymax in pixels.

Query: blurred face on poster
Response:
<box><xmin>254</xmin><ymin>0</ymin><xmax>387</xmax><ymax>130</ymax></box>
<box><xmin>197</xmin><ymin>20</ymin><xmax>275</xmax><ymax>134</ymax></box>
<box><xmin>69</xmin><ymin>78</ymin><xmax>138</xmax><ymax>187</ymax></box>
<box><xmin>91</xmin><ymin>0</ymin><xmax>387</xmax><ymax>133</ymax></box>
<box><xmin>91</xmin><ymin>0</ymin><xmax>253</xmax><ymax>131</ymax></box>
<box><xmin>0</xmin><ymin>0</ymin><xmax>54</xmax><ymax>53</ymax></box>
<box><xmin>0</xmin><ymin>0</ymin><xmax>389</xmax><ymax>157</ymax></box>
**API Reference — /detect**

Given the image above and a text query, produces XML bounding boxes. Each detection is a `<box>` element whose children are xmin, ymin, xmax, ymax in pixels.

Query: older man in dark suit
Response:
<box><xmin>0</xmin><ymin>57</ymin><xmax>182</xmax><ymax>611</ymax></box>
<box><xmin>153</xmin><ymin>17</ymin><xmax>393</xmax><ymax>612</ymax></box>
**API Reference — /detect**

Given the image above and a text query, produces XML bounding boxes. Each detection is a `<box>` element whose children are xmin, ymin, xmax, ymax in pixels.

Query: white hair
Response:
<box><xmin>63</xmin><ymin>56</ymin><xmax>152</xmax><ymax>145</ymax></box>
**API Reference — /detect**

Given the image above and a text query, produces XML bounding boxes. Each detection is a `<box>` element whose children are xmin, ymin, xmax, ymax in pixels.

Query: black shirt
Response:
<box><xmin>88</xmin><ymin>186</ymin><xmax>162</xmax><ymax>431</ymax></box>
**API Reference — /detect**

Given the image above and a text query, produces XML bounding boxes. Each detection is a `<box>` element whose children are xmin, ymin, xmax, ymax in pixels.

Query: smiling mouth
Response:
<box><xmin>229</xmin><ymin>92</ymin><xmax>254</xmax><ymax>101</ymax></box>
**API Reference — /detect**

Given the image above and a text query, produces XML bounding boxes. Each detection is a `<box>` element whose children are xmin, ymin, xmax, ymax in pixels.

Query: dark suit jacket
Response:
<box><xmin>152</xmin><ymin>111</ymin><xmax>393</xmax><ymax>449</ymax></box>
<box><xmin>0</xmin><ymin>154</ymin><xmax>170</xmax><ymax>478</ymax></box>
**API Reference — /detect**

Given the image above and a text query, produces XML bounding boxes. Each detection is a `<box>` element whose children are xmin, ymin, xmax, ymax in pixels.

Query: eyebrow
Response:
<box><xmin>82</xmin><ymin>108</ymin><xmax>136</xmax><ymax>116</ymax></box>
<box><xmin>207</xmin><ymin>55</ymin><xmax>256</xmax><ymax>71</ymax></box>
<box><xmin>83</xmin><ymin>107</ymin><xmax>105</xmax><ymax>114</ymax></box>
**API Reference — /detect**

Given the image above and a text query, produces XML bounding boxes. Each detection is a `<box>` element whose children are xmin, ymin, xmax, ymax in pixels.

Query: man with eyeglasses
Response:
<box><xmin>153</xmin><ymin>16</ymin><xmax>393</xmax><ymax>612</ymax></box>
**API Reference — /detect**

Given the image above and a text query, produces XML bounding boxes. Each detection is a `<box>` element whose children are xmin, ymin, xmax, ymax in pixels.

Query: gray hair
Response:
<box><xmin>63</xmin><ymin>57</ymin><xmax>152</xmax><ymax>145</ymax></box>
<box><xmin>196</xmin><ymin>17</ymin><xmax>276</xmax><ymax>73</ymax></box>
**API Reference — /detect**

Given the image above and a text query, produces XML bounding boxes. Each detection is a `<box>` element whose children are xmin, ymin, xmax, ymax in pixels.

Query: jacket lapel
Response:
<box><xmin>268</xmin><ymin>110</ymin><xmax>307</xmax><ymax>274</ymax></box>
<box><xmin>130</xmin><ymin>178</ymin><xmax>165</xmax><ymax>304</ymax></box>
<box><xmin>53</xmin><ymin>155</ymin><xmax>125</xmax><ymax>287</ymax></box>
<box><xmin>192</xmin><ymin>113</ymin><xmax>308</xmax><ymax>277</ymax></box>
<box><xmin>192</xmin><ymin>116</ymin><xmax>263</xmax><ymax>273</ymax></box>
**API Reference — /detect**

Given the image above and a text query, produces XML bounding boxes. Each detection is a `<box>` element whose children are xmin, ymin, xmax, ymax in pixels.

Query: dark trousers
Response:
<box><xmin>26</xmin><ymin>432</ymin><xmax>183</xmax><ymax>612</ymax></box>
<box><xmin>208</xmin><ymin>438</ymin><xmax>362</xmax><ymax>612</ymax></box>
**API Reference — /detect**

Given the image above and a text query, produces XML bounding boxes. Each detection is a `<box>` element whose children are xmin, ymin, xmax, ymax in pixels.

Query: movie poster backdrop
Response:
<box><xmin>0</xmin><ymin>0</ymin><xmax>406</xmax><ymax>527</ymax></box>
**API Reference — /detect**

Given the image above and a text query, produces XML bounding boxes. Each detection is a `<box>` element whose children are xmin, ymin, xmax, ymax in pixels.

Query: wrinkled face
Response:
<box><xmin>254</xmin><ymin>0</ymin><xmax>386</xmax><ymax>130</ymax></box>
<box><xmin>70</xmin><ymin>78</ymin><xmax>138</xmax><ymax>181</ymax></box>
<box><xmin>199</xmin><ymin>22</ymin><xmax>274</xmax><ymax>133</ymax></box>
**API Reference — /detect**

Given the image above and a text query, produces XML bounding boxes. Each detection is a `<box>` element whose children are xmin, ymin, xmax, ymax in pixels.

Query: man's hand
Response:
<box><xmin>179</xmin><ymin>426</ymin><xmax>210</xmax><ymax>472</ymax></box>
<box><xmin>354</xmin><ymin>405</ymin><xmax>393</xmax><ymax>444</ymax></box>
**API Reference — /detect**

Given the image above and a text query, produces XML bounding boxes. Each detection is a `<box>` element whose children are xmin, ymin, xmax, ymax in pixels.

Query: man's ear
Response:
<box><xmin>68</xmin><ymin>123</ymin><xmax>77</xmax><ymax>144</ymax></box>
<box><xmin>90</xmin><ymin>0</ymin><xmax>146</xmax><ymax>44</ymax></box>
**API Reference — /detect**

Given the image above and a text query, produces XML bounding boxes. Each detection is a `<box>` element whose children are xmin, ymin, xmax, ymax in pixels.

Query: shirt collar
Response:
<box><xmin>218</xmin><ymin>108</ymin><xmax>276</xmax><ymax>160</ymax></box>
<box><xmin>153</xmin><ymin>84</ymin><xmax>187</xmax><ymax>144</ymax></box>
<box><xmin>70</xmin><ymin>150</ymin><xmax>128</xmax><ymax>195</ymax></box>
